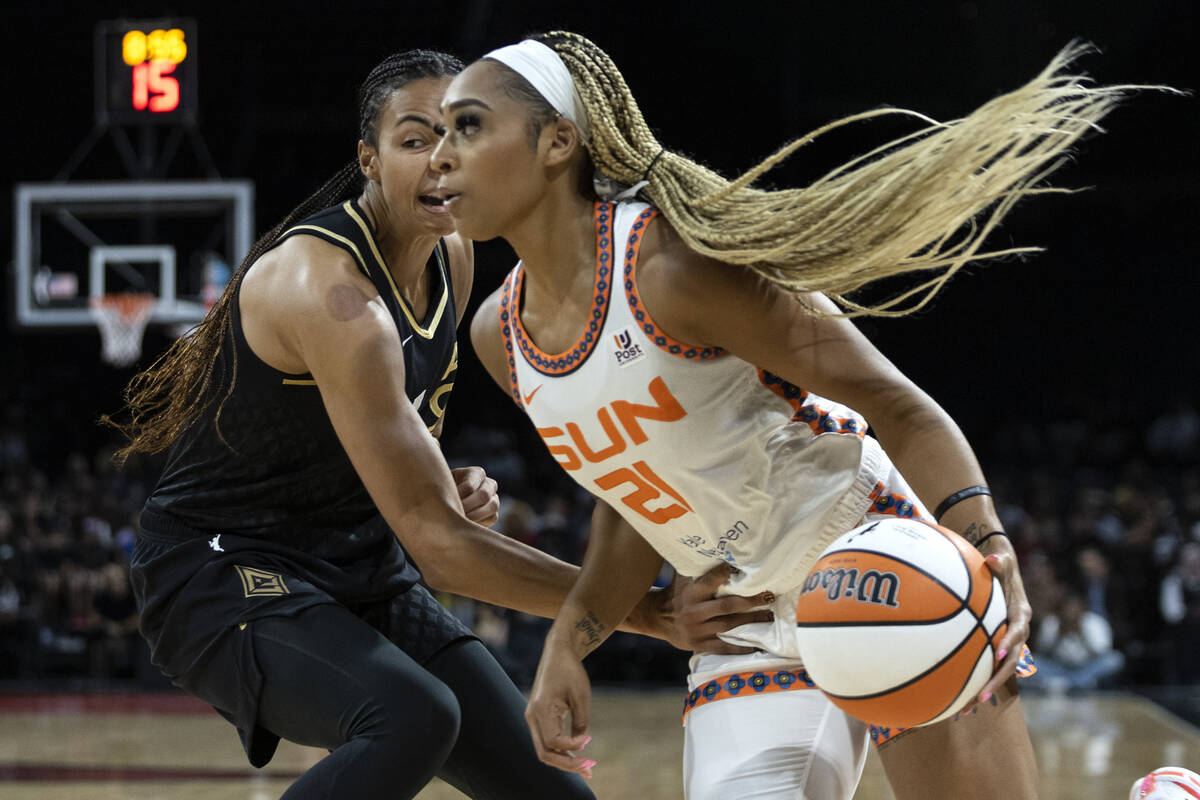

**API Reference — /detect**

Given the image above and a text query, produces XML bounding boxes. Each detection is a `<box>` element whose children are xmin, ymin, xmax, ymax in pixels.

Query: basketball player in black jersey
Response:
<box><xmin>105</xmin><ymin>50</ymin><xmax>771</xmax><ymax>799</ymax></box>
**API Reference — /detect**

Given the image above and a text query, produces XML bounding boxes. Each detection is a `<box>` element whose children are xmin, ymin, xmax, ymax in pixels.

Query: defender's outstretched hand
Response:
<box><xmin>659</xmin><ymin>562</ymin><xmax>775</xmax><ymax>654</ymax></box>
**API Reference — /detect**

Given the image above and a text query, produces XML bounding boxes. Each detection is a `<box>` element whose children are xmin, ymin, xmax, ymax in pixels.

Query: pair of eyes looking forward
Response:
<box><xmin>390</xmin><ymin>110</ymin><xmax>483</xmax><ymax>151</ymax></box>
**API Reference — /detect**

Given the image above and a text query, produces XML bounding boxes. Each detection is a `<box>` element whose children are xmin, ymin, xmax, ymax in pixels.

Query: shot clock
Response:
<box><xmin>95</xmin><ymin>19</ymin><xmax>197</xmax><ymax>124</ymax></box>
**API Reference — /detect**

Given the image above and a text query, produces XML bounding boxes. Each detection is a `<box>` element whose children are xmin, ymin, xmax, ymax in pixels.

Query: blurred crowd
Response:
<box><xmin>0</xmin><ymin>410</ymin><xmax>153</xmax><ymax>682</ymax></box>
<box><xmin>2</xmin><ymin>394</ymin><xmax>1198</xmax><ymax>690</ymax></box>
<box><xmin>988</xmin><ymin>395</ymin><xmax>1200</xmax><ymax>689</ymax></box>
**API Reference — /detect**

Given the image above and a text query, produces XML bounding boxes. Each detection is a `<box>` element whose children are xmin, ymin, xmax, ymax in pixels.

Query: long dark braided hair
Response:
<box><xmin>106</xmin><ymin>49</ymin><xmax>464</xmax><ymax>463</ymax></box>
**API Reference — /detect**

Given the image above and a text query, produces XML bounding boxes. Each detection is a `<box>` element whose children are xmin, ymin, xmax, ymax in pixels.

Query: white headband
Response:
<box><xmin>484</xmin><ymin>39</ymin><xmax>590</xmax><ymax>142</ymax></box>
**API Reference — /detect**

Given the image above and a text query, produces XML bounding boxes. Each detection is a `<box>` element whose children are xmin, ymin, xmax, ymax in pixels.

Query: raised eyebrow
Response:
<box><xmin>394</xmin><ymin>114</ymin><xmax>437</xmax><ymax>129</ymax></box>
<box><xmin>440</xmin><ymin>98</ymin><xmax>493</xmax><ymax>113</ymax></box>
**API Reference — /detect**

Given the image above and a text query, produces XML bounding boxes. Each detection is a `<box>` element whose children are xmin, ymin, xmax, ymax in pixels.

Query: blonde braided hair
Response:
<box><xmin>533</xmin><ymin>31</ymin><xmax>1144</xmax><ymax>315</ymax></box>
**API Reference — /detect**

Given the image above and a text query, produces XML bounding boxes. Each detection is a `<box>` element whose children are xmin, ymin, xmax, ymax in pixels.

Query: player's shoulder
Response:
<box><xmin>469</xmin><ymin>284</ymin><xmax>504</xmax><ymax>351</ymax></box>
<box><xmin>469</xmin><ymin>284</ymin><xmax>510</xmax><ymax>389</ymax></box>
<box><xmin>634</xmin><ymin>211</ymin><xmax>756</xmax><ymax>345</ymax></box>
<box><xmin>639</xmin><ymin>212</ymin><xmax>741</xmax><ymax>298</ymax></box>
<box><xmin>244</xmin><ymin>233</ymin><xmax>372</xmax><ymax>321</ymax></box>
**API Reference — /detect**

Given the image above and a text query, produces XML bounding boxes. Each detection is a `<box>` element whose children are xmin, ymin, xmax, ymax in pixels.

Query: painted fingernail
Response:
<box><xmin>582</xmin><ymin>736</ymin><xmax>592</xmax><ymax>748</ymax></box>
<box><xmin>581</xmin><ymin>759</ymin><xmax>597</xmax><ymax>770</ymax></box>
<box><xmin>981</xmin><ymin>691</ymin><xmax>992</xmax><ymax>703</ymax></box>
<box><xmin>997</xmin><ymin>648</ymin><xmax>1008</xmax><ymax>661</ymax></box>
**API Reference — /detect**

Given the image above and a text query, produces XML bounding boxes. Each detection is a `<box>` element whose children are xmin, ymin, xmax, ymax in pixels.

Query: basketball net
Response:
<box><xmin>89</xmin><ymin>293</ymin><xmax>157</xmax><ymax>367</ymax></box>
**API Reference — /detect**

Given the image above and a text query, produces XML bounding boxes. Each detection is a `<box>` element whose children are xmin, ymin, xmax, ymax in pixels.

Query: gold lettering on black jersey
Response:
<box><xmin>235</xmin><ymin>565</ymin><xmax>290</xmax><ymax>597</ymax></box>
<box><xmin>428</xmin><ymin>342</ymin><xmax>458</xmax><ymax>422</ymax></box>
<box><xmin>440</xmin><ymin>342</ymin><xmax>459</xmax><ymax>381</ymax></box>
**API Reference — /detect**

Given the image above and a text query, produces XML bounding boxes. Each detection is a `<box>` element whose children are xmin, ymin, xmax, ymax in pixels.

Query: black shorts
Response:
<box><xmin>131</xmin><ymin>516</ymin><xmax>474</xmax><ymax>765</ymax></box>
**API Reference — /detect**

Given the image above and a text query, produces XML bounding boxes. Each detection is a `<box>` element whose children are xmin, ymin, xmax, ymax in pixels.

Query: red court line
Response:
<box><xmin>0</xmin><ymin>763</ymin><xmax>303</xmax><ymax>781</ymax></box>
<box><xmin>0</xmin><ymin>693</ymin><xmax>212</xmax><ymax>714</ymax></box>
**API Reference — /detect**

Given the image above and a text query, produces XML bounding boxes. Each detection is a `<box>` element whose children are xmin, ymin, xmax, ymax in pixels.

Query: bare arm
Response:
<box><xmin>637</xmin><ymin>217</ymin><xmax>1030</xmax><ymax>697</ymax></box>
<box><xmin>525</xmin><ymin>500</ymin><xmax>664</xmax><ymax>776</ymax></box>
<box><xmin>239</xmin><ymin>237</ymin><xmax>575</xmax><ymax>618</ymax></box>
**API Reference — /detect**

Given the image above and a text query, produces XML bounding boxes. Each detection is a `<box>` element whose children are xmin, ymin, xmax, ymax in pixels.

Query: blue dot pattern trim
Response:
<box><xmin>508</xmin><ymin>202</ymin><xmax>615</xmax><ymax>378</ymax></box>
<box><xmin>622</xmin><ymin>206</ymin><xmax>726</xmax><ymax>360</ymax></box>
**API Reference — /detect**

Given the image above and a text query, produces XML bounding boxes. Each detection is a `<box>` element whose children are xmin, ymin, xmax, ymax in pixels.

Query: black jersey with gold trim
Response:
<box><xmin>143</xmin><ymin>201</ymin><xmax>458</xmax><ymax>552</ymax></box>
<box><xmin>274</xmin><ymin>200</ymin><xmax>459</xmax><ymax>432</ymax></box>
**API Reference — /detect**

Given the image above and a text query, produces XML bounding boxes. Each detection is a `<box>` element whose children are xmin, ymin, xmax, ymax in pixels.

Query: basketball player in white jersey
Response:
<box><xmin>432</xmin><ymin>32</ymin><xmax>1129</xmax><ymax>799</ymax></box>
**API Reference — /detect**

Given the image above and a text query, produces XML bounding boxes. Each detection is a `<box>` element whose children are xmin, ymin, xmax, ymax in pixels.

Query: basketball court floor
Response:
<box><xmin>0</xmin><ymin>688</ymin><xmax>1196</xmax><ymax>798</ymax></box>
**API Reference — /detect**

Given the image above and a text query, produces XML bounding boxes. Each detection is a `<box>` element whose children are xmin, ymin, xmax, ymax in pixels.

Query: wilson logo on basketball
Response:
<box><xmin>801</xmin><ymin>567</ymin><xmax>900</xmax><ymax>608</ymax></box>
<box><xmin>613</xmin><ymin>328</ymin><xmax>645</xmax><ymax>367</ymax></box>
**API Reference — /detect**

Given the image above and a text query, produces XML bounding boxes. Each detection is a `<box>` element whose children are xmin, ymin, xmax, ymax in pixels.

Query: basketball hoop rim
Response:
<box><xmin>89</xmin><ymin>292</ymin><xmax>159</xmax><ymax>367</ymax></box>
<box><xmin>89</xmin><ymin>292</ymin><xmax>159</xmax><ymax>322</ymax></box>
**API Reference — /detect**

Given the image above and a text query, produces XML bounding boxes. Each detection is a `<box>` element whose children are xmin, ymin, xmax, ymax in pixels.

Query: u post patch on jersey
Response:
<box><xmin>234</xmin><ymin>565</ymin><xmax>290</xmax><ymax>598</ymax></box>
<box><xmin>612</xmin><ymin>328</ymin><xmax>646</xmax><ymax>368</ymax></box>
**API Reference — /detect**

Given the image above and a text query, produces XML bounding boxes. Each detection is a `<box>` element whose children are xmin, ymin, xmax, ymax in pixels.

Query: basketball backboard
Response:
<box><xmin>11</xmin><ymin>180</ymin><xmax>253</xmax><ymax>328</ymax></box>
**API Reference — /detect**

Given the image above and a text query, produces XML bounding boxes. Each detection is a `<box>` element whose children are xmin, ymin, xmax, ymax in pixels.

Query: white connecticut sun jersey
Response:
<box><xmin>499</xmin><ymin>201</ymin><xmax>911</xmax><ymax>656</ymax></box>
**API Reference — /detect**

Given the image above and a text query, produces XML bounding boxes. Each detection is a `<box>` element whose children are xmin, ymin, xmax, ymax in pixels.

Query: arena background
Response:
<box><xmin>1</xmin><ymin>0</ymin><xmax>1198</xmax><ymax>759</ymax></box>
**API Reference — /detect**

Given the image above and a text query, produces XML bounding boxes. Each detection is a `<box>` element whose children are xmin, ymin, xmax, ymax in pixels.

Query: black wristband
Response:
<box><xmin>934</xmin><ymin>485</ymin><xmax>992</xmax><ymax>521</ymax></box>
<box><xmin>972</xmin><ymin>531</ymin><xmax>1007</xmax><ymax>550</ymax></box>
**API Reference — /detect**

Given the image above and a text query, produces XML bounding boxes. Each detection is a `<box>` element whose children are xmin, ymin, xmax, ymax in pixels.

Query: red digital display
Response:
<box><xmin>96</xmin><ymin>19</ymin><xmax>197</xmax><ymax>124</ymax></box>
<box><xmin>132</xmin><ymin>61</ymin><xmax>180</xmax><ymax>112</ymax></box>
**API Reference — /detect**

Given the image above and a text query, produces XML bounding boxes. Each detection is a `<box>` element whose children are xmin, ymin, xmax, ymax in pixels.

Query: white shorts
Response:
<box><xmin>683</xmin><ymin>686</ymin><xmax>868</xmax><ymax>800</ymax></box>
<box><xmin>681</xmin><ymin>462</ymin><xmax>928</xmax><ymax>798</ymax></box>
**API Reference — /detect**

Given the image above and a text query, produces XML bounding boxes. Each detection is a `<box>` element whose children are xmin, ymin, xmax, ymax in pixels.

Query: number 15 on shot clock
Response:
<box><xmin>95</xmin><ymin>18</ymin><xmax>197</xmax><ymax>124</ymax></box>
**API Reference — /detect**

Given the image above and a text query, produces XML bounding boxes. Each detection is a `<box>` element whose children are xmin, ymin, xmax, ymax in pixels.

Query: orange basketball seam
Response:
<box><xmin>829</xmin><ymin>627</ymin><xmax>990</xmax><ymax>727</ymax></box>
<box><xmin>923</xmin><ymin>628</ymin><xmax>992</xmax><ymax>724</ymax></box>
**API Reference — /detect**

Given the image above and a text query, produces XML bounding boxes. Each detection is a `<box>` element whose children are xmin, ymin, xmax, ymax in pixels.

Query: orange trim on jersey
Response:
<box><xmin>866</xmin><ymin>480</ymin><xmax>921</xmax><ymax>519</ymax></box>
<box><xmin>685</xmin><ymin>646</ymin><xmax>1036</xmax><ymax>745</ymax></box>
<box><xmin>508</xmin><ymin>202</ymin><xmax>615</xmax><ymax>377</ymax></box>
<box><xmin>682</xmin><ymin>669</ymin><xmax>818</xmax><ymax>724</ymax></box>
<box><xmin>756</xmin><ymin>369</ymin><xmax>867</xmax><ymax>438</ymax></box>
<box><xmin>498</xmin><ymin>267</ymin><xmax>523</xmax><ymax>405</ymax></box>
<box><xmin>623</xmin><ymin>207</ymin><xmax>726</xmax><ymax>360</ymax></box>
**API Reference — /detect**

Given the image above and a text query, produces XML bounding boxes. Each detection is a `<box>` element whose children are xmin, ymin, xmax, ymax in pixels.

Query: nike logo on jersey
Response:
<box><xmin>402</xmin><ymin>334</ymin><xmax>414</xmax><ymax>346</ymax></box>
<box><xmin>209</xmin><ymin>534</ymin><xmax>224</xmax><ymax>552</ymax></box>
<box><xmin>412</xmin><ymin>389</ymin><xmax>427</xmax><ymax>409</ymax></box>
<box><xmin>523</xmin><ymin>384</ymin><xmax>544</xmax><ymax>405</ymax></box>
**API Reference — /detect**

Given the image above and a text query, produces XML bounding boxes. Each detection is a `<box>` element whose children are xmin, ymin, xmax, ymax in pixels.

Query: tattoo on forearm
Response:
<box><xmin>962</xmin><ymin>522</ymin><xmax>984</xmax><ymax>546</ymax></box>
<box><xmin>574</xmin><ymin>611</ymin><xmax>606</xmax><ymax>649</ymax></box>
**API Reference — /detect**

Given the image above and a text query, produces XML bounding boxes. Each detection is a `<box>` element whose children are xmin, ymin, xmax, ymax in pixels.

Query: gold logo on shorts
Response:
<box><xmin>234</xmin><ymin>565</ymin><xmax>290</xmax><ymax>597</ymax></box>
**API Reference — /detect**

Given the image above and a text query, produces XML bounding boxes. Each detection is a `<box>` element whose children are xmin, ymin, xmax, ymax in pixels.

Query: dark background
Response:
<box><xmin>0</xmin><ymin>0</ymin><xmax>1197</xmax><ymax>711</ymax></box>
<box><xmin>2</xmin><ymin>0</ymin><xmax>1195</xmax><ymax>471</ymax></box>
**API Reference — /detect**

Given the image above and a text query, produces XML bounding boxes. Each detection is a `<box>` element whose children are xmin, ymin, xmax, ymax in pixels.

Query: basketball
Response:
<box><xmin>795</xmin><ymin>517</ymin><xmax>1007</xmax><ymax>728</ymax></box>
<box><xmin>1129</xmin><ymin>767</ymin><xmax>1200</xmax><ymax>800</ymax></box>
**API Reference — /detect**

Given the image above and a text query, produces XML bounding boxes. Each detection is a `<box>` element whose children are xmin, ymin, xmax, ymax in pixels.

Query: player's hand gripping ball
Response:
<box><xmin>795</xmin><ymin>517</ymin><xmax>1007</xmax><ymax>728</ymax></box>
